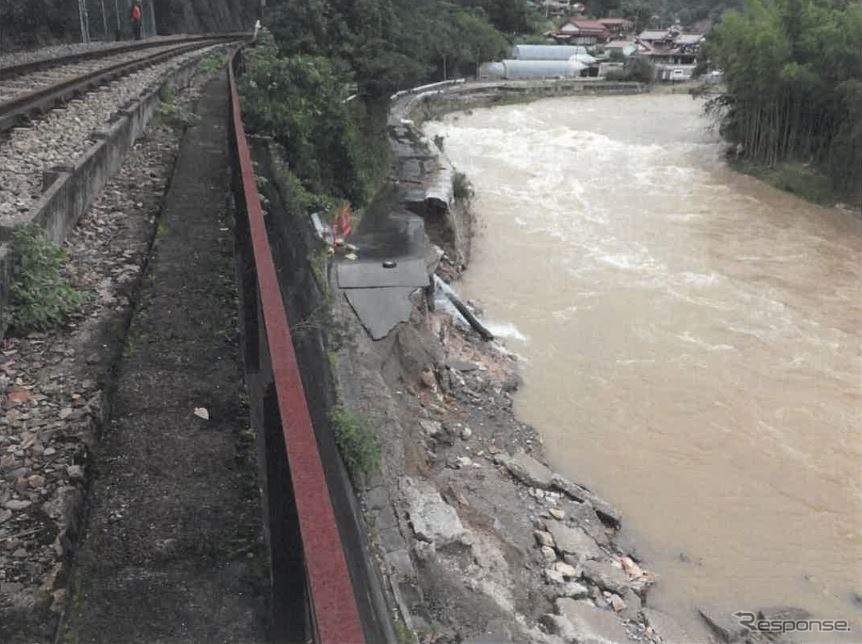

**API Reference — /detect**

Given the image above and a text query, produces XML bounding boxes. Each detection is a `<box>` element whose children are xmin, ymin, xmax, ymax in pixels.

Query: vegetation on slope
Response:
<box><xmin>239</xmin><ymin>0</ymin><xmax>526</xmax><ymax>213</ymax></box>
<box><xmin>586</xmin><ymin>0</ymin><xmax>740</xmax><ymax>29</ymax></box>
<box><xmin>705</xmin><ymin>0</ymin><xmax>862</xmax><ymax>201</ymax></box>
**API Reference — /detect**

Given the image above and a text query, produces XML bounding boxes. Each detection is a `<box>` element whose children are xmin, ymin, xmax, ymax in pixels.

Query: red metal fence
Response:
<box><xmin>227</xmin><ymin>49</ymin><xmax>366</xmax><ymax>644</ymax></box>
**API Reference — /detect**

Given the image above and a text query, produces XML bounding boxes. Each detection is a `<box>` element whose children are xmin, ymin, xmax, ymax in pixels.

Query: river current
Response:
<box><xmin>424</xmin><ymin>94</ymin><xmax>862</xmax><ymax>633</ymax></box>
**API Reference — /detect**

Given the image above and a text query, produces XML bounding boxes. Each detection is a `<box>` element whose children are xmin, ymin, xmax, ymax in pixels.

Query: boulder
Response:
<box><xmin>581</xmin><ymin>560</ymin><xmax>629</xmax><ymax>594</ymax></box>
<box><xmin>551</xmin><ymin>561</ymin><xmax>579</xmax><ymax>579</ymax></box>
<box><xmin>569</xmin><ymin>501</ymin><xmax>609</xmax><ymax>545</ymax></box>
<box><xmin>540</xmin><ymin>545</ymin><xmax>557</xmax><ymax>562</ymax></box>
<box><xmin>698</xmin><ymin>606</ymin><xmax>749</xmax><ymax>642</ymax></box>
<box><xmin>644</xmin><ymin>608</ymin><xmax>711</xmax><ymax>644</ymax></box>
<box><xmin>551</xmin><ymin>474</ymin><xmax>621</xmax><ymax>527</ymax></box>
<box><xmin>546</xmin><ymin>522</ymin><xmax>602</xmax><ymax>561</ymax></box>
<box><xmin>555</xmin><ymin>598</ymin><xmax>630</xmax><ymax>643</ymax></box>
<box><xmin>402</xmin><ymin>477</ymin><xmax>465</xmax><ymax>546</ymax></box>
<box><xmin>619</xmin><ymin>588</ymin><xmax>641</xmax><ymax>622</ymax></box>
<box><xmin>534</xmin><ymin>530</ymin><xmax>555</xmax><ymax>548</ymax></box>
<box><xmin>501</xmin><ymin>450</ymin><xmax>554</xmax><ymax>489</ymax></box>
<box><xmin>558</xmin><ymin>581</ymin><xmax>589</xmax><ymax>599</ymax></box>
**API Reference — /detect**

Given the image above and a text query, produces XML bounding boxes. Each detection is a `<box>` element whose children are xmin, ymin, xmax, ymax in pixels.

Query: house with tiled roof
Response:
<box><xmin>551</xmin><ymin>18</ymin><xmax>611</xmax><ymax>45</ymax></box>
<box><xmin>635</xmin><ymin>28</ymin><xmax>705</xmax><ymax>80</ymax></box>
<box><xmin>597</xmin><ymin>17</ymin><xmax>634</xmax><ymax>38</ymax></box>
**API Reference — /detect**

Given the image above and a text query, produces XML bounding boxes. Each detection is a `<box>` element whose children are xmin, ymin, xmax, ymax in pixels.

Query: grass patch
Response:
<box><xmin>198</xmin><ymin>50</ymin><xmax>227</xmax><ymax>75</ymax></box>
<box><xmin>734</xmin><ymin>160</ymin><xmax>835</xmax><ymax>206</ymax></box>
<box><xmin>394</xmin><ymin>618</ymin><xmax>415</xmax><ymax>644</ymax></box>
<box><xmin>329</xmin><ymin>406</ymin><xmax>380</xmax><ymax>484</ymax></box>
<box><xmin>2</xmin><ymin>224</ymin><xmax>83</xmax><ymax>334</ymax></box>
<box><xmin>156</xmin><ymin>84</ymin><xmax>199</xmax><ymax>129</ymax></box>
<box><xmin>771</xmin><ymin>164</ymin><xmax>834</xmax><ymax>205</ymax></box>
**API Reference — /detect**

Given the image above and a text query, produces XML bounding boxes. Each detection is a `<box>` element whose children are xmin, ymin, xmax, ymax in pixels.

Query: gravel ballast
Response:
<box><xmin>0</xmin><ymin>60</ymin><xmax>222</xmax><ymax>644</ymax></box>
<box><xmin>0</xmin><ymin>44</ymin><xmax>221</xmax><ymax>221</ymax></box>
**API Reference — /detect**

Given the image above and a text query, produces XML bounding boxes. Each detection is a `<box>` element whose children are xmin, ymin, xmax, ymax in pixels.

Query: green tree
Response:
<box><xmin>706</xmin><ymin>0</ymin><xmax>862</xmax><ymax>195</ymax></box>
<box><xmin>239</xmin><ymin>42</ymin><xmax>366</xmax><ymax>204</ymax></box>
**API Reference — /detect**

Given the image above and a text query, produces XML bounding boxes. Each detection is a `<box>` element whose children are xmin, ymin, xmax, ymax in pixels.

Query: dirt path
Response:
<box><xmin>62</xmin><ymin>71</ymin><xmax>269</xmax><ymax>643</ymax></box>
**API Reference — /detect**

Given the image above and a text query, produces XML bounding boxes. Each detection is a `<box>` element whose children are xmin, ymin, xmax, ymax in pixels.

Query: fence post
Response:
<box><xmin>146</xmin><ymin>0</ymin><xmax>156</xmax><ymax>37</ymax></box>
<box><xmin>77</xmin><ymin>0</ymin><xmax>91</xmax><ymax>43</ymax></box>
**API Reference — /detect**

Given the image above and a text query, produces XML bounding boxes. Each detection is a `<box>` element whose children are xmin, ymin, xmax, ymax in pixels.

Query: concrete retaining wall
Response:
<box><xmin>0</xmin><ymin>49</ymin><xmax>218</xmax><ymax>338</ymax></box>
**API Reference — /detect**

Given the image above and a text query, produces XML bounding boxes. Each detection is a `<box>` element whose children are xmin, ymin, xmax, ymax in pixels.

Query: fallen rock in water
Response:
<box><xmin>582</xmin><ymin>560</ymin><xmax>629</xmax><ymax>594</ymax></box>
<box><xmin>551</xmin><ymin>473</ymin><xmax>621</xmax><ymax>527</ymax></box>
<box><xmin>757</xmin><ymin>606</ymin><xmax>811</xmax><ymax>623</ymax></box>
<box><xmin>555</xmin><ymin>597</ymin><xmax>630</xmax><ymax>643</ymax></box>
<box><xmin>402</xmin><ymin>477</ymin><xmax>465</xmax><ymax>547</ymax></box>
<box><xmin>698</xmin><ymin>606</ymin><xmax>749</xmax><ymax>642</ymax></box>
<box><xmin>500</xmin><ymin>449</ymin><xmax>554</xmax><ymax>489</ymax></box>
<box><xmin>568</xmin><ymin>501</ymin><xmax>609</xmax><ymax>546</ymax></box>
<box><xmin>546</xmin><ymin>522</ymin><xmax>602</xmax><ymax>561</ymax></box>
<box><xmin>644</xmin><ymin>608</ymin><xmax>711</xmax><ymax>644</ymax></box>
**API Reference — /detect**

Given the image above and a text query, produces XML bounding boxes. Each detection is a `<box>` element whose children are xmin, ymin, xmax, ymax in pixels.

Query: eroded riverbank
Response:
<box><xmin>424</xmin><ymin>92</ymin><xmax>862</xmax><ymax>639</ymax></box>
<box><xmin>324</xmin><ymin>81</ymin><xmax>709</xmax><ymax>643</ymax></box>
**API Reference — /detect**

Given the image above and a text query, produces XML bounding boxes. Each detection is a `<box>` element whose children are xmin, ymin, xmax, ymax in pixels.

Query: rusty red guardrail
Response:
<box><xmin>227</xmin><ymin>49</ymin><xmax>366</xmax><ymax>644</ymax></box>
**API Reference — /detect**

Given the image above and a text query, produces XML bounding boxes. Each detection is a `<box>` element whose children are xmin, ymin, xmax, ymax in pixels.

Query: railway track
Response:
<box><xmin>0</xmin><ymin>34</ymin><xmax>246</xmax><ymax>134</ymax></box>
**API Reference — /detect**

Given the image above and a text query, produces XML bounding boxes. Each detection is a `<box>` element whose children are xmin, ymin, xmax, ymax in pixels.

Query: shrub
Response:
<box><xmin>156</xmin><ymin>87</ymin><xmax>199</xmax><ymax>129</ymax></box>
<box><xmin>198</xmin><ymin>50</ymin><xmax>227</xmax><ymax>75</ymax></box>
<box><xmin>625</xmin><ymin>57</ymin><xmax>655</xmax><ymax>84</ymax></box>
<box><xmin>452</xmin><ymin>171</ymin><xmax>474</xmax><ymax>201</ymax></box>
<box><xmin>330</xmin><ymin>407</ymin><xmax>380</xmax><ymax>484</ymax></box>
<box><xmin>3</xmin><ymin>225</ymin><xmax>82</xmax><ymax>333</ymax></box>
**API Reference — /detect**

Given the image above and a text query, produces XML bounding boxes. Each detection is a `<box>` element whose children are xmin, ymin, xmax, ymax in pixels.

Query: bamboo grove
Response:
<box><xmin>705</xmin><ymin>0</ymin><xmax>862</xmax><ymax>196</ymax></box>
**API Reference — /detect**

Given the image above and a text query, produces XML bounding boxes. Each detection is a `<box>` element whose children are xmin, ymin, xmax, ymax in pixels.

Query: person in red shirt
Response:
<box><xmin>130</xmin><ymin>0</ymin><xmax>143</xmax><ymax>40</ymax></box>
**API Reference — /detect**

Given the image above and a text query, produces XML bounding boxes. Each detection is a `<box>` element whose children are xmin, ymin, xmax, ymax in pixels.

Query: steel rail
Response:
<box><xmin>0</xmin><ymin>33</ymin><xmax>249</xmax><ymax>81</ymax></box>
<box><xmin>0</xmin><ymin>38</ymin><xmax>240</xmax><ymax>134</ymax></box>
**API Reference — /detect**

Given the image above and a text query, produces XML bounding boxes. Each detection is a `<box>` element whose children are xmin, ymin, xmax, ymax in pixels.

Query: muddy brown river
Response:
<box><xmin>425</xmin><ymin>94</ymin><xmax>862</xmax><ymax>635</ymax></box>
